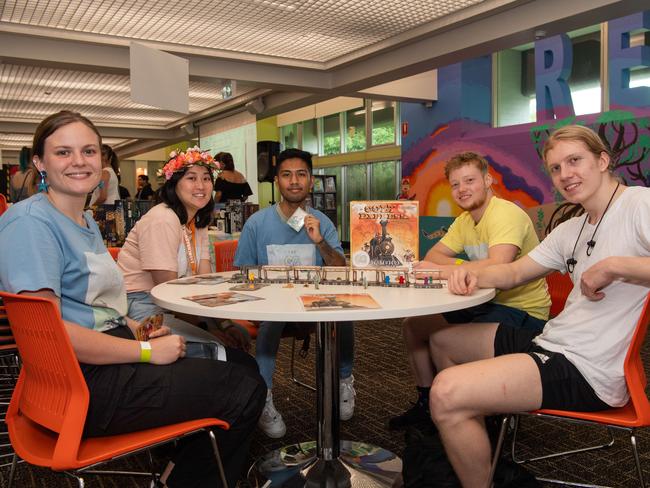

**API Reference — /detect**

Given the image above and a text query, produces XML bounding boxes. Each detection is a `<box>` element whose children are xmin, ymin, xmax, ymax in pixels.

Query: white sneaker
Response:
<box><xmin>340</xmin><ymin>375</ymin><xmax>356</xmax><ymax>421</ymax></box>
<box><xmin>258</xmin><ymin>391</ymin><xmax>286</xmax><ymax>438</ymax></box>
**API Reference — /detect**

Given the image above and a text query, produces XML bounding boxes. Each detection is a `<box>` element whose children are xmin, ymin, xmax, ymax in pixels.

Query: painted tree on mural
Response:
<box><xmin>597</xmin><ymin>111</ymin><xmax>650</xmax><ymax>187</ymax></box>
<box><xmin>530</xmin><ymin>111</ymin><xmax>650</xmax><ymax>235</ymax></box>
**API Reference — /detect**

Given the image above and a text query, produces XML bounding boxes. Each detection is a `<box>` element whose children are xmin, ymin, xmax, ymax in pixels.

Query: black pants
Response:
<box><xmin>81</xmin><ymin>327</ymin><xmax>266</xmax><ymax>488</ymax></box>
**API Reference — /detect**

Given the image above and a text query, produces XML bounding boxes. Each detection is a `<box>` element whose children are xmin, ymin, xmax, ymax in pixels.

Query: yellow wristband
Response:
<box><xmin>454</xmin><ymin>258</ymin><xmax>464</xmax><ymax>265</ymax></box>
<box><xmin>139</xmin><ymin>341</ymin><xmax>152</xmax><ymax>363</ymax></box>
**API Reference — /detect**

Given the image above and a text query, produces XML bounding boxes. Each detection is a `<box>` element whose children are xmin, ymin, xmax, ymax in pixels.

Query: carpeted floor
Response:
<box><xmin>2</xmin><ymin>318</ymin><xmax>650</xmax><ymax>487</ymax></box>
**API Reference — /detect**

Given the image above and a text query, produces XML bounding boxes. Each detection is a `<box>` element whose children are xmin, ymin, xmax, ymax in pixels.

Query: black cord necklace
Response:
<box><xmin>566</xmin><ymin>182</ymin><xmax>620</xmax><ymax>273</ymax></box>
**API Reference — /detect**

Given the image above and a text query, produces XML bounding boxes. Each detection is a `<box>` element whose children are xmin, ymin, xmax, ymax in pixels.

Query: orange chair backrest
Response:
<box><xmin>0</xmin><ymin>292</ymin><xmax>89</xmax><ymax>469</ymax></box>
<box><xmin>108</xmin><ymin>247</ymin><xmax>121</xmax><ymax>261</ymax></box>
<box><xmin>624</xmin><ymin>292</ymin><xmax>650</xmax><ymax>424</ymax></box>
<box><xmin>214</xmin><ymin>240</ymin><xmax>239</xmax><ymax>272</ymax></box>
<box><xmin>546</xmin><ymin>271</ymin><xmax>574</xmax><ymax>317</ymax></box>
<box><xmin>0</xmin><ymin>194</ymin><xmax>8</xmax><ymax>216</ymax></box>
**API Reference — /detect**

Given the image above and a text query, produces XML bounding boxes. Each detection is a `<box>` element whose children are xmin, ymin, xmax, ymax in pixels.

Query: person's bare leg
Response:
<box><xmin>428</xmin><ymin>321</ymin><xmax>499</xmax><ymax>372</ymax></box>
<box><xmin>402</xmin><ymin>314</ymin><xmax>452</xmax><ymax>386</ymax></box>
<box><xmin>429</xmin><ymin>342</ymin><xmax>542</xmax><ymax>488</ymax></box>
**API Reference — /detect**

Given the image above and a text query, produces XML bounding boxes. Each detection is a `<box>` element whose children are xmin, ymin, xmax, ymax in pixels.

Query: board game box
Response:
<box><xmin>350</xmin><ymin>200</ymin><xmax>419</xmax><ymax>268</ymax></box>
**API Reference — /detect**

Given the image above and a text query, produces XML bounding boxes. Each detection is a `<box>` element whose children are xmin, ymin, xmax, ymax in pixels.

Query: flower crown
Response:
<box><xmin>158</xmin><ymin>146</ymin><xmax>221</xmax><ymax>181</ymax></box>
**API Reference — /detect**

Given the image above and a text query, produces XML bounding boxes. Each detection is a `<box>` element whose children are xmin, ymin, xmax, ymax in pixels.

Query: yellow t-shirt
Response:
<box><xmin>440</xmin><ymin>197</ymin><xmax>550</xmax><ymax>320</ymax></box>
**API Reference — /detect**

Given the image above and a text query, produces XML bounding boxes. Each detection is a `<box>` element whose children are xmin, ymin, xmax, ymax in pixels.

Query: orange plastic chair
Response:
<box><xmin>546</xmin><ymin>271</ymin><xmax>574</xmax><ymax>318</ymax></box>
<box><xmin>0</xmin><ymin>291</ymin><xmax>231</xmax><ymax>488</ymax></box>
<box><xmin>108</xmin><ymin>247</ymin><xmax>121</xmax><ymax>261</ymax></box>
<box><xmin>213</xmin><ymin>240</ymin><xmax>315</xmax><ymax>390</ymax></box>
<box><xmin>213</xmin><ymin>239</ymin><xmax>239</xmax><ymax>273</ymax></box>
<box><xmin>0</xmin><ymin>194</ymin><xmax>8</xmax><ymax>216</ymax></box>
<box><xmin>0</xmin><ymin>301</ymin><xmax>20</xmax><ymax>470</ymax></box>
<box><xmin>213</xmin><ymin>239</ymin><xmax>257</xmax><ymax>337</ymax></box>
<box><xmin>490</xmin><ymin>292</ymin><xmax>650</xmax><ymax>486</ymax></box>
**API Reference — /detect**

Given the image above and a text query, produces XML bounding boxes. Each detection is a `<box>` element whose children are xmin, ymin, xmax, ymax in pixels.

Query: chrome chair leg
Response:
<box><xmin>290</xmin><ymin>338</ymin><xmax>315</xmax><ymax>391</ymax></box>
<box><xmin>629</xmin><ymin>432</ymin><xmax>646</xmax><ymax>487</ymax></box>
<box><xmin>64</xmin><ymin>470</ymin><xmax>85</xmax><ymax>487</ymax></box>
<box><xmin>7</xmin><ymin>453</ymin><xmax>17</xmax><ymax>488</ymax></box>
<box><xmin>487</xmin><ymin>415</ymin><xmax>511</xmax><ymax>487</ymax></box>
<box><xmin>208</xmin><ymin>429</ymin><xmax>229</xmax><ymax>488</ymax></box>
<box><xmin>512</xmin><ymin>416</ymin><xmax>615</xmax><ymax>464</ymax></box>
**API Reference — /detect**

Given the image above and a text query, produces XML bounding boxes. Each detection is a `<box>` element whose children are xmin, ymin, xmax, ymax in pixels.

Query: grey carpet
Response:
<box><xmin>2</xmin><ymin>318</ymin><xmax>649</xmax><ymax>487</ymax></box>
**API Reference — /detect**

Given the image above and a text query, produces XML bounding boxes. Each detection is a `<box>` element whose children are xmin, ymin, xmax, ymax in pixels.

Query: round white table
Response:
<box><xmin>152</xmin><ymin>275</ymin><xmax>495</xmax><ymax>488</ymax></box>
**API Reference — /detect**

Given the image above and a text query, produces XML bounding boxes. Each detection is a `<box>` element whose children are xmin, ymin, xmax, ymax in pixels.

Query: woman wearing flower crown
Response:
<box><xmin>0</xmin><ymin>112</ymin><xmax>265</xmax><ymax>487</ymax></box>
<box><xmin>117</xmin><ymin>146</ymin><xmax>250</xmax><ymax>351</ymax></box>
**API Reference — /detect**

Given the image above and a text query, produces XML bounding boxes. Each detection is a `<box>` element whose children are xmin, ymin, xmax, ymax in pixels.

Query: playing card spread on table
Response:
<box><xmin>183</xmin><ymin>292</ymin><xmax>264</xmax><ymax>307</ymax></box>
<box><xmin>167</xmin><ymin>274</ymin><xmax>227</xmax><ymax>285</ymax></box>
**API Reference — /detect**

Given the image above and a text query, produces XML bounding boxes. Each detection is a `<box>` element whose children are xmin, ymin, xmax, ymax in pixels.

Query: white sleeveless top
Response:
<box><xmin>90</xmin><ymin>167</ymin><xmax>121</xmax><ymax>205</ymax></box>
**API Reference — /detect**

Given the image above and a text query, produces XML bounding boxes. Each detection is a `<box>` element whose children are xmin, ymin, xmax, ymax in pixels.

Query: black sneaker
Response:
<box><xmin>388</xmin><ymin>401</ymin><xmax>431</xmax><ymax>430</ymax></box>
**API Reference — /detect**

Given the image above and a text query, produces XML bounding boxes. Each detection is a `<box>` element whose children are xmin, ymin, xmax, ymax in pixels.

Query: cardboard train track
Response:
<box><xmin>231</xmin><ymin>265</ymin><xmax>444</xmax><ymax>289</ymax></box>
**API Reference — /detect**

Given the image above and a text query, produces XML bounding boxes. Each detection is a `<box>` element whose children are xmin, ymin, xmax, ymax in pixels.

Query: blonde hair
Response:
<box><xmin>444</xmin><ymin>152</ymin><xmax>489</xmax><ymax>180</ymax></box>
<box><xmin>542</xmin><ymin>125</ymin><xmax>612</xmax><ymax>165</ymax></box>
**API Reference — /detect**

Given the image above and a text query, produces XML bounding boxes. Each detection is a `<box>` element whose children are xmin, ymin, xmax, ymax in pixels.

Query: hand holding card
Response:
<box><xmin>287</xmin><ymin>207</ymin><xmax>307</xmax><ymax>232</ymax></box>
<box><xmin>136</xmin><ymin>314</ymin><xmax>163</xmax><ymax>341</ymax></box>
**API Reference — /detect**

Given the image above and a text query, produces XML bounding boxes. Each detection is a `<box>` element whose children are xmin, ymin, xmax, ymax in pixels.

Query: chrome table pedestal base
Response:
<box><xmin>251</xmin><ymin>440</ymin><xmax>402</xmax><ymax>487</ymax></box>
<box><xmin>251</xmin><ymin>322</ymin><xmax>402</xmax><ymax>487</ymax></box>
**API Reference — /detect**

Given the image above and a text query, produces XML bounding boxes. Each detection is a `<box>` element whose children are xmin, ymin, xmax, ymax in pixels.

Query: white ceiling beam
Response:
<box><xmin>329</xmin><ymin>0</ymin><xmax>649</xmax><ymax>92</ymax></box>
<box><xmin>0</xmin><ymin>31</ymin><xmax>331</xmax><ymax>91</ymax></box>
<box><xmin>1</xmin><ymin>0</ymin><xmax>645</xmax><ymax>98</ymax></box>
<box><xmin>0</xmin><ymin>120</ymin><xmax>191</xmax><ymax>140</ymax></box>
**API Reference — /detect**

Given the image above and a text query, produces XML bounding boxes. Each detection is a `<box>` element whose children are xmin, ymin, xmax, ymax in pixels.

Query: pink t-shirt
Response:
<box><xmin>118</xmin><ymin>204</ymin><xmax>209</xmax><ymax>293</ymax></box>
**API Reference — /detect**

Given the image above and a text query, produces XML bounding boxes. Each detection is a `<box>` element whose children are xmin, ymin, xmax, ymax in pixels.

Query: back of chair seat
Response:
<box><xmin>546</xmin><ymin>271</ymin><xmax>573</xmax><ymax>318</ymax></box>
<box><xmin>0</xmin><ymin>292</ymin><xmax>89</xmax><ymax>469</ymax></box>
<box><xmin>624</xmin><ymin>292</ymin><xmax>650</xmax><ymax>424</ymax></box>
<box><xmin>108</xmin><ymin>247</ymin><xmax>121</xmax><ymax>261</ymax></box>
<box><xmin>0</xmin><ymin>194</ymin><xmax>8</xmax><ymax>216</ymax></box>
<box><xmin>214</xmin><ymin>240</ymin><xmax>239</xmax><ymax>272</ymax></box>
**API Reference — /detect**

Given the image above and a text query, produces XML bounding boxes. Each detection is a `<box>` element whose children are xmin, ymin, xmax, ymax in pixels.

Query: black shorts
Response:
<box><xmin>443</xmin><ymin>302</ymin><xmax>546</xmax><ymax>332</ymax></box>
<box><xmin>494</xmin><ymin>325</ymin><xmax>610</xmax><ymax>411</ymax></box>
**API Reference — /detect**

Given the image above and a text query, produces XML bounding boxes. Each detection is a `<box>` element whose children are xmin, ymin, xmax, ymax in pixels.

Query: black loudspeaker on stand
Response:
<box><xmin>257</xmin><ymin>140</ymin><xmax>281</xmax><ymax>204</ymax></box>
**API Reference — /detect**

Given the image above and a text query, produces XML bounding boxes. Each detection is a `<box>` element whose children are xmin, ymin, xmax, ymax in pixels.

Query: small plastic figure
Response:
<box><xmin>363</xmin><ymin>276</ymin><xmax>368</xmax><ymax>289</ymax></box>
<box><xmin>424</xmin><ymin>277</ymin><xmax>429</xmax><ymax>285</ymax></box>
<box><xmin>384</xmin><ymin>275</ymin><xmax>390</xmax><ymax>285</ymax></box>
<box><xmin>398</xmin><ymin>275</ymin><xmax>405</xmax><ymax>285</ymax></box>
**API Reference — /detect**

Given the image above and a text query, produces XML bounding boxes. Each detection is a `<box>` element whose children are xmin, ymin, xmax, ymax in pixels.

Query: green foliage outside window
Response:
<box><xmin>324</xmin><ymin>136</ymin><xmax>341</xmax><ymax>155</ymax></box>
<box><xmin>372</xmin><ymin>125</ymin><xmax>395</xmax><ymax>146</ymax></box>
<box><xmin>346</xmin><ymin>130</ymin><xmax>366</xmax><ymax>152</ymax></box>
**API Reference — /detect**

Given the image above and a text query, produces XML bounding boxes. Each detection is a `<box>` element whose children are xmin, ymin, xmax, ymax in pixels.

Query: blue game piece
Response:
<box><xmin>385</xmin><ymin>275</ymin><xmax>390</xmax><ymax>284</ymax></box>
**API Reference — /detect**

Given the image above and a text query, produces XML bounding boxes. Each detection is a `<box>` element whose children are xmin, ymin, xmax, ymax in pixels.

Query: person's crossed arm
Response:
<box><xmin>415</xmin><ymin>240</ymin><xmax>519</xmax><ymax>279</ymax></box>
<box><xmin>580</xmin><ymin>256</ymin><xmax>650</xmax><ymax>301</ymax></box>
<box><xmin>447</xmin><ymin>255</ymin><xmax>552</xmax><ymax>297</ymax></box>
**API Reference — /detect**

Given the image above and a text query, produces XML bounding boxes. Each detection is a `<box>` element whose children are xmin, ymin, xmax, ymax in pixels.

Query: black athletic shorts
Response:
<box><xmin>494</xmin><ymin>325</ymin><xmax>610</xmax><ymax>412</ymax></box>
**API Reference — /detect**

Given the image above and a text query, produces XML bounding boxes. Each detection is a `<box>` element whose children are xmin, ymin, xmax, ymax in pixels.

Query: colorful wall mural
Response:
<box><xmin>401</xmin><ymin>10</ymin><xmax>650</xmax><ymax>239</ymax></box>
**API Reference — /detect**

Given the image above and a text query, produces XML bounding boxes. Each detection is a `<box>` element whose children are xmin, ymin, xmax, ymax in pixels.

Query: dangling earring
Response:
<box><xmin>38</xmin><ymin>170</ymin><xmax>49</xmax><ymax>192</ymax></box>
<box><xmin>97</xmin><ymin>181</ymin><xmax>105</xmax><ymax>189</ymax></box>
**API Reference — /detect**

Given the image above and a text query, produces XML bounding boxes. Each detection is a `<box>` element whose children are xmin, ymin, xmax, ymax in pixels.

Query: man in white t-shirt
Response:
<box><xmin>428</xmin><ymin>125</ymin><xmax>650</xmax><ymax>487</ymax></box>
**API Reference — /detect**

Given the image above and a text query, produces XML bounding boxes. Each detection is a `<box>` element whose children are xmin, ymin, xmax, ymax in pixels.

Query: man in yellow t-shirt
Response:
<box><xmin>389</xmin><ymin>151</ymin><xmax>550</xmax><ymax>430</ymax></box>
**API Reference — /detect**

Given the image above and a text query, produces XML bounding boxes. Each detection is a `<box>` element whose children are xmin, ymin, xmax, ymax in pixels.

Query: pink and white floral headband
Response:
<box><xmin>158</xmin><ymin>146</ymin><xmax>221</xmax><ymax>180</ymax></box>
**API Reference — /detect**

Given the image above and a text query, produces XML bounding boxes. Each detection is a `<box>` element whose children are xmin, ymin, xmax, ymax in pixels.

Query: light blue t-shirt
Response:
<box><xmin>0</xmin><ymin>193</ymin><xmax>127</xmax><ymax>331</ymax></box>
<box><xmin>234</xmin><ymin>204</ymin><xmax>343</xmax><ymax>266</ymax></box>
